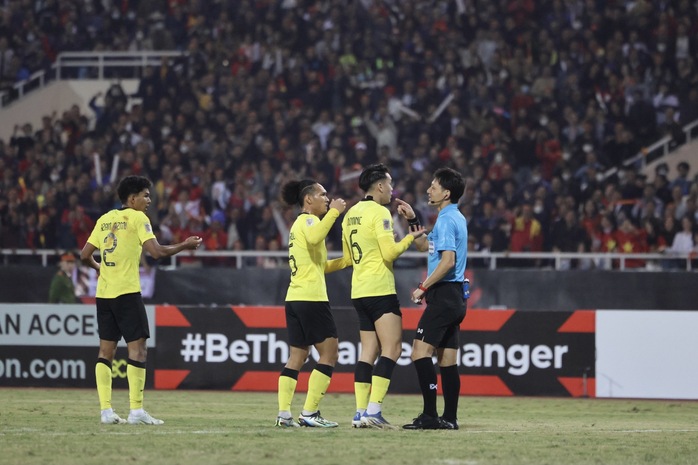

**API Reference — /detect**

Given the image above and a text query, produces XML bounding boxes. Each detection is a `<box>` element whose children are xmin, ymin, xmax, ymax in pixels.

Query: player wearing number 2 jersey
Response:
<box><xmin>275</xmin><ymin>179</ymin><xmax>347</xmax><ymax>428</ymax></box>
<box><xmin>80</xmin><ymin>175</ymin><xmax>202</xmax><ymax>426</ymax></box>
<box><xmin>335</xmin><ymin>163</ymin><xmax>425</xmax><ymax>429</ymax></box>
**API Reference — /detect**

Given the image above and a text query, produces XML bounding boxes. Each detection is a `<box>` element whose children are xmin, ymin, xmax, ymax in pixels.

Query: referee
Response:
<box><xmin>404</xmin><ymin>167</ymin><xmax>468</xmax><ymax>430</ymax></box>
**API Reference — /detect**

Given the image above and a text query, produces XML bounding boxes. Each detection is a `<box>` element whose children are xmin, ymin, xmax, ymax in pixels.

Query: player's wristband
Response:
<box><xmin>418</xmin><ymin>282</ymin><xmax>428</xmax><ymax>292</ymax></box>
<box><xmin>408</xmin><ymin>217</ymin><xmax>420</xmax><ymax>227</ymax></box>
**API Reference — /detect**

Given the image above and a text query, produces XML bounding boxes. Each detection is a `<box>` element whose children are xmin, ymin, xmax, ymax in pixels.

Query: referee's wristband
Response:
<box><xmin>408</xmin><ymin>217</ymin><xmax>421</xmax><ymax>227</ymax></box>
<box><xmin>418</xmin><ymin>282</ymin><xmax>428</xmax><ymax>292</ymax></box>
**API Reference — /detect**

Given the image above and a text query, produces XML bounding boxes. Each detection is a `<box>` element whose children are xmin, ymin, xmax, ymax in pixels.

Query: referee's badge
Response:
<box><xmin>306</xmin><ymin>218</ymin><xmax>314</xmax><ymax>226</ymax></box>
<box><xmin>383</xmin><ymin>219</ymin><xmax>390</xmax><ymax>230</ymax></box>
<box><xmin>145</xmin><ymin>223</ymin><xmax>152</xmax><ymax>233</ymax></box>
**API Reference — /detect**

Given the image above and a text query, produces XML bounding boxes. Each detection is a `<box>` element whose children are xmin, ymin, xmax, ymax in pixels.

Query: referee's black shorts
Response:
<box><xmin>285</xmin><ymin>301</ymin><xmax>338</xmax><ymax>347</ymax></box>
<box><xmin>415</xmin><ymin>282</ymin><xmax>466</xmax><ymax>349</ymax></box>
<box><xmin>351</xmin><ymin>294</ymin><xmax>402</xmax><ymax>331</ymax></box>
<box><xmin>96</xmin><ymin>292</ymin><xmax>150</xmax><ymax>343</ymax></box>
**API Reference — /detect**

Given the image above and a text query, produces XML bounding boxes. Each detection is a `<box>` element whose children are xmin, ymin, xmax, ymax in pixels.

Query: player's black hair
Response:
<box><xmin>281</xmin><ymin>179</ymin><xmax>317</xmax><ymax>207</ymax></box>
<box><xmin>117</xmin><ymin>175</ymin><xmax>152</xmax><ymax>204</ymax></box>
<box><xmin>358</xmin><ymin>163</ymin><xmax>389</xmax><ymax>192</ymax></box>
<box><xmin>434</xmin><ymin>167</ymin><xmax>465</xmax><ymax>203</ymax></box>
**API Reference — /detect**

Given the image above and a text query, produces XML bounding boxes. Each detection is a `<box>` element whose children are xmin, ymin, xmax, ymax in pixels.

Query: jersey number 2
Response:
<box><xmin>102</xmin><ymin>232</ymin><xmax>117</xmax><ymax>267</ymax></box>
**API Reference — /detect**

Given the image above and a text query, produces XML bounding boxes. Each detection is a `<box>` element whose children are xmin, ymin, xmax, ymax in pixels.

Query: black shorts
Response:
<box><xmin>96</xmin><ymin>292</ymin><xmax>150</xmax><ymax>343</ymax></box>
<box><xmin>351</xmin><ymin>294</ymin><xmax>402</xmax><ymax>331</ymax></box>
<box><xmin>415</xmin><ymin>282</ymin><xmax>467</xmax><ymax>349</ymax></box>
<box><xmin>285</xmin><ymin>301</ymin><xmax>338</xmax><ymax>347</ymax></box>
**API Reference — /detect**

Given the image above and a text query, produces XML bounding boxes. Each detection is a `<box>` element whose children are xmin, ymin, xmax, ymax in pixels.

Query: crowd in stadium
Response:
<box><xmin>0</xmin><ymin>0</ymin><xmax>697</xmax><ymax>269</ymax></box>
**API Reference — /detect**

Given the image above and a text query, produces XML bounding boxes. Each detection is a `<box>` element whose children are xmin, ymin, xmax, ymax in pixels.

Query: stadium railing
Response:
<box><xmin>1</xmin><ymin>248</ymin><xmax>694</xmax><ymax>271</ymax></box>
<box><xmin>0</xmin><ymin>51</ymin><xmax>188</xmax><ymax>108</ymax></box>
<box><xmin>603</xmin><ymin>119</ymin><xmax>698</xmax><ymax>180</ymax></box>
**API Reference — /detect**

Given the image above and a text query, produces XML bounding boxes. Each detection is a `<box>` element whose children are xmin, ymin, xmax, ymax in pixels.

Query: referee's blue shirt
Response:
<box><xmin>427</xmin><ymin>203</ymin><xmax>468</xmax><ymax>282</ymax></box>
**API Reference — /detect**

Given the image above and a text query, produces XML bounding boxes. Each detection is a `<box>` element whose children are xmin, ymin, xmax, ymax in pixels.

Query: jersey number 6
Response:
<box><xmin>349</xmin><ymin>229</ymin><xmax>362</xmax><ymax>264</ymax></box>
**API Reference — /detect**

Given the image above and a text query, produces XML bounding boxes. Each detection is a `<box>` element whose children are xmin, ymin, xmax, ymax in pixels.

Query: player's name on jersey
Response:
<box><xmin>100</xmin><ymin>221</ymin><xmax>128</xmax><ymax>231</ymax></box>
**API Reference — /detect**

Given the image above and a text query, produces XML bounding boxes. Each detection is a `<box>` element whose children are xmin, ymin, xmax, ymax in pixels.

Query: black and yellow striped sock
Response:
<box><xmin>303</xmin><ymin>364</ymin><xmax>333</xmax><ymax>413</ymax></box>
<box><xmin>368</xmin><ymin>357</ymin><xmax>396</xmax><ymax>410</ymax></box>
<box><xmin>277</xmin><ymin>368</ymin><xmax>299</xmax><ymax>414</ymax></box>
<box><xmin>354</xmin><ymin>361</ymin><xmax>373</xmax><ymax>412</ymax></box>
<box><xmin>127</xmin><ymin>359</ymin><xmax>146</xmax><ymax>411</ymax></box>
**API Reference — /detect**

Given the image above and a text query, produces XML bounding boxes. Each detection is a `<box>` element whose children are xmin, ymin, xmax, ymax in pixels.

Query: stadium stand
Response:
<box><xmin>0</xmin><ymin>0</ymin><xmax>697</xmax><ymax>270</ymax></box>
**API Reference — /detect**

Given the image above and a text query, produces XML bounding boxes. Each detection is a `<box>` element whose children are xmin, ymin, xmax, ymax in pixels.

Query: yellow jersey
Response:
<box><xmin>339</xmin><ymin>199</ymin><xmax>414</xmax><ymax>298</ymax></box>
<box><xmin>86</xmin><ymin>208</ymin><xmax>156</xmax><ymax>298</ymax></box>
<box><xmin>286</xmin><ymin>208</ymin><xmax>343</xmax><ymax>302</ymax></box>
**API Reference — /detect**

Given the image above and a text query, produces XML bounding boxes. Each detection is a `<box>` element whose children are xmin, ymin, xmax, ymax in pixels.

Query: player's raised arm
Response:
<box><xmin>143</xmin><ymin>235</ymin><xmax>202</xmax><ymax>260</ymax></box>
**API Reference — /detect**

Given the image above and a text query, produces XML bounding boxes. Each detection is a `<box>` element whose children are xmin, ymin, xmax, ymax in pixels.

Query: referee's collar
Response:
<box><xmin>438</xmin><ymin>203</ymin><xmax>459</xmax><ymax>216</ymax></box>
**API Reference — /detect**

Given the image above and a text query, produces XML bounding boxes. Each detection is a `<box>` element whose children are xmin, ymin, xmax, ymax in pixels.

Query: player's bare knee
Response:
<box><xmin>382</xmin><ymin>342</ymin><xmax>402</xmax><ymax>361</ymax></box>
<box><xmin>321</xmin><ymin>350</ymin><xmax>339</xmax><ymax>366</ymax></box>
<box><xmin>128</xmin><ymin>346</ymin><xmax>147</xmax><ymax>363</ymax></box>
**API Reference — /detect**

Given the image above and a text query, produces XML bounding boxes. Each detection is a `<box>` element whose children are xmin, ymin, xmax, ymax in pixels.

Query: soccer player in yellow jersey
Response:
<box><xmin>275</xmin><ymin>179</ymin><xmax>347</xmax><ymax>428</ymax></box>
<box><xmin>80</xmin><ymin>175</ymin><xmax>202</xmax><ymax>425</ymax></box>
<box><xmin>337</xmin><ymin>163</ymin><xmax>425</xmax><ymax>429</ymax></box>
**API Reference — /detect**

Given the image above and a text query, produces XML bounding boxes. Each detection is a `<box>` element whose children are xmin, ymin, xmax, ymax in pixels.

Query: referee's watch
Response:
<box><xmin>417</xmin><ymin>282</ymin><xmax>428</xmax><ymax>292</ymax></box>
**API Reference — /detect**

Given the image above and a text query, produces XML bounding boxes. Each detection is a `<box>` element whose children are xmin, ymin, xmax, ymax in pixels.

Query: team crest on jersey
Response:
<box><xmin>145</xmin><ymin>223</ymin><xmax>152</xmax><ymax>233</ymax></box>
<box><xmin>383</xmin><ymin>219</ymin><xmax>390</xmax><ymax>230</ymax></box>
<box><xmin>306</xmin><ymin>217</ymin><xmax>314</xmax><ymax>226</ymax></box>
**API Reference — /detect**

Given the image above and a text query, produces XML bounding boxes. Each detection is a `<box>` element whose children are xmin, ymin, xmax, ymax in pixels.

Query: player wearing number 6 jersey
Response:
<box><xmin>334</xmin><ymin>163</ymin><xmax>425</xmax><ymax>429</ymax></box>
<box><xmin>80</xmin><ymin>175</ymin><xmax>202</xmax><ymax>426</ymax></box>
<box><xmin>275</xmin><ymin>179</ymin><xmax>347</xmax><ymax>428</ymax></box>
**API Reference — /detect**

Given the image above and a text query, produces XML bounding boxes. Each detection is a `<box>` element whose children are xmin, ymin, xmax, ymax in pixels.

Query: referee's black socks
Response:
<box><xmin>414</xmin><ymin>357</ymin><xmax>438</xmax><ymax>418</ymax></box>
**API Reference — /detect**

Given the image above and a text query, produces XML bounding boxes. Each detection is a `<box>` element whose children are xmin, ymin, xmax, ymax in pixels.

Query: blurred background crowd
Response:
<box><xmin>0</xmin><ymin>0</ymin><xmax>697</xmax><ymax>269</ymax></box>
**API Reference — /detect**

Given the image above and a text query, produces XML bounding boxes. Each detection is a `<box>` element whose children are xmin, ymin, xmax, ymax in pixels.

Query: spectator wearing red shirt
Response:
<box><xmin>580</xmin><ymin>199</ymin><xmax>602</xmax><ymax>239</ymax></box>
<box><xmin>593</xmin><ymin>214</ymin><xmax>617</xmax><ymax>251</ymax></box>
<box><xmin>59</xmin><ymin>193</ymin><xmax>94</xmax><ymax>248</ymax></box>
<box><xmin>614</xmin><ymin>217</ymin><xmax>648</xmax><ymax>269</ymax></box>
<box><xmin>535</xmin><ymin>127</ymin><xmax>562</xmax><ymax>181</ymax></box>
<box><xmin>202</xmin><ymin>212</ymin><xmax>229</xmax><ymax>267</ymax></box>
<box><xmin>509</xmin><ymin>202</ymin><xmax>543</xmax><ymax>267</ymax></box>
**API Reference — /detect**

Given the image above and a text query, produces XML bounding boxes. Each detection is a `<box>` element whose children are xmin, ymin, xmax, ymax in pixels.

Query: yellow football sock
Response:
<box><xmin>127</xmin><ymin>361</ymin><xmax>146</xmax><ymax>410</ymax></box>
<box><xmin>303</xmin><ymin>368</ymin><xmax>332</xmax><ymax>413</ymax></box>
<box><xmin>368</xmin><ymin>375</ymin><xmax>391</xmax><ymax>406</ymax></box>
<box><xmin>278</xmin><ymin>375</ymin><xmax>298</xmax><ymax>412</ymax></box>
<box><xmin>354</xmin><ymin>381</ymin><xmax>371</xmax><ymax>411</ymax></box>
<box><xmin>95</xmin><ymin>359</ymin><xmax>113</xmax><ymax>410</ymax></box>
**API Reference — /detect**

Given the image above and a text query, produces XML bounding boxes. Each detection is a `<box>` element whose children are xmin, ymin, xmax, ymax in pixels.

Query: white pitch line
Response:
<box><xmin>463</xmin><ymin>429</ymin><xmax>698</xmax><ymax>434</ymax></box>
<box><xmin>0</xmin><ymin>429</ymin><xmax>230</xmax><ymax>436</ymax></box>
<box><xmin>2</xmin><ymin>428</ymin><xmax>698</xmax><ymax>436</ymax></box>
